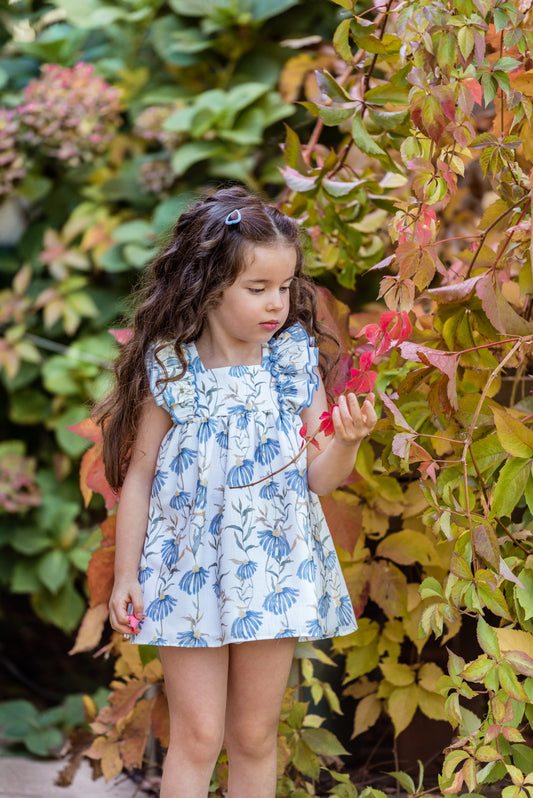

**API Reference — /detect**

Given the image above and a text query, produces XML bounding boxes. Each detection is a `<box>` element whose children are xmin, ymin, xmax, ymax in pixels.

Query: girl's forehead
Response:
<box><xmin>241</xmin><ymin>244</ymin><xmax>297</xmax><ymax>278</ymax></box>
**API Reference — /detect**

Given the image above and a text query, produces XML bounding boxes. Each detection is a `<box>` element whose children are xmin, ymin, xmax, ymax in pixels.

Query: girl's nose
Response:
<box><xmin>267</xmin><ymin>291</ymin><xmax>284</xmax><ymax>310</ymax></box>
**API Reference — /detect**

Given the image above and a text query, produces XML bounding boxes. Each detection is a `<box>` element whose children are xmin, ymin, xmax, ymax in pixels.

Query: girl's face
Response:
<box><xmin>205</xmin><ymin>244</ymin><xmax>297</xmax><ymax>348</ymax></box>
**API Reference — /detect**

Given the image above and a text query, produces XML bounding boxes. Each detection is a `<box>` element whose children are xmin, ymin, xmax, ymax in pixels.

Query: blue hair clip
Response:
<box><xmin>225</xmin><ymin>209</ymin><xmax>241</xmax><ymax>226</ymax></box>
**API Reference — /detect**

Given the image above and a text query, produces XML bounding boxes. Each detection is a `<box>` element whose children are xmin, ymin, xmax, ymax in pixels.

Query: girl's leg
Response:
<box><xmin>159</xmin><ymin>645</ymin><xmax>229</xmax><ymax>798</ymax></box>
<box><xmin>224</xmin><ymin>638</ymin><xmax>297</xmax><ymax>798</ymax></box>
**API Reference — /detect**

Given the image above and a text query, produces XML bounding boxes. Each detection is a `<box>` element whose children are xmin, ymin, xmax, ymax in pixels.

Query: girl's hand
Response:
<box><xmin>331</xmin><ymin>392</ymin><xmax>377</xmax><ymax>447</ymax></box>
<box><xmin>109</xmin><ymin>579</ymin><xmax>144</xmax><ymax>636</ymax></box>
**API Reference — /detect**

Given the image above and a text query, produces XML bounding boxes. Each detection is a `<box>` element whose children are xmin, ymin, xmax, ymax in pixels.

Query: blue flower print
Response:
<box><xmin>259</xmin><ymin>478</ymin><xmax>279</xmax><ymax>499</ymax></box>
<box><xmin>306</xmin><ymin>618</ymin><xmax>322</xmax><ymax>637</ymax></box>
<box><xmin>176</xmin><ymin>630</ymin><xmax>208</xmax><ymax>647</ymax></box>
<box><xmin>170</xmin><ymin>446</ymin><xmax>195</xmax><ymax>474</ymax></box>
<box><xmin>229</xmin><ymin>365</ymin><xmax>249</xmax><ymax>377</ymax></box>
<box><xmin>137</xmin><ymin>565</ymin><xmax>153</xmax><ymax>584</ymax></box>
<box><xmin>169</xmin><ymin>488</ymin><xmax>190</xmax><ymax>510</ymax></box>
<box><xmin>151</xmin><ymin>469</ymin><xmax>167</xmax><ymax>497</ymax></box>
<box><xmin>263</xmin><ymin>585</ymin><xmax>299</xmax><ymax>615</ymax></box>
<box><xmin>215</xmin><ymin>426</ymin><xmax>229</xmax><ymax>450</ymax></box>
<box><xmin>285</xmin><ymin>467</ymin><xmax>307</xmax><ymax>498</ymax></box>
<box><xmin>323</xmin><ymin>550</ymin><xmax>337</xmax><ymax>570</ymax></box>
<box><xmin>336</xmin><ymin>595</ymin><xmax>354</xmax><ymax>626</ymax></box>
<box><xmin>229</xmin><ymin>403</ymin><xmax>253</xmax><ymax>430</ymax></box>
<box><xmin>297</xmin><ymin>555</ymin><xmax>316</xmax><ymax>582</ymax></box>
<box><xmin>198</xmin><ymin>414</ymin><xmax>217</xmax><ymax>442</ymax></box>
<box><xmin>231</xmin><ymin>609</ymin><xmax>263</xmax><ymax>639</ymax></box>
<box><xmin>275</xmin><ymin>628</ymin><xmax>296</xmax><ymax>639</ymax></box>
<box><xmin>179</xmin><ymin>564</ymin><xmax>209</xmax><ymax>594</ymax></box>
<box><xmin>277</xmin><ymin>377</ymin><xmax>298</xmax><ymax>399</ymax></box>
<box><xmin>146</xmin><ymin>592</ymin><xmax>177</xmax><ymax>621</ymax></box>
<box><xmin>318</xmin><ymin>592</ymin><xmax>331</xmax><ymax>618</ymax></box>
<box><xmin>236</xmin><ymin>559</ymin><xmax>258</xmax><ymax>580</ymax></box>
<box><xmin>257</xmin><ymin>527</ymin><xmax>290</xmax><ymax>559</ymax></box>
<box><xmin>254</xmin><ymin>435</ymin><xmax>280</xmax><ymax>465</ymax></box>
<box><xmin>213</xmin><ymin>579</ymin><xmax>222</xmax><ymax>598</ymax></box>
<box><xmin>209</xmin><ymin>507</ymin><xmax>224</xmax><ymax>536</ymax></box>
<box><xmin>227</xmin><ymin>458</ymin><xmax>254</xmax><ymax>487</ymax></box>
<box><xmin>149</xmin><ymin>636</ymin><xmax>167</xmax><ymax>645</ymax></box>
<box><xmin>196</xmin><ymin>477</ymin><xmax>208</xmax><ymax>509</ymax></box>
<box><xmin>276</xmin><ymin>408</ymin><xmax>292</xmax><ymax>434</ymax></box>
<box><xmin>161</xmin><ymin>537</ymin><xmax>180</xmax><ymax>568</ymax></box>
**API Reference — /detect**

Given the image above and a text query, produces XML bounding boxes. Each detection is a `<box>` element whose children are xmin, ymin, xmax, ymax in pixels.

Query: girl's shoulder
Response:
<box><xmin>146</xmin><ymin>341</ymin><xmax>198</xmax><ymax>422</ymax></box>
<box><xmin>269</xmin><ymin>322</ymin><xmax>319</xmax><ymax>413</ymax></box>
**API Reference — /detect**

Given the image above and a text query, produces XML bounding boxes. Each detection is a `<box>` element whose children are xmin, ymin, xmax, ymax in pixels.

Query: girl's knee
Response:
<box><xmin>225</xmin><ymin>718</ymin><xmax>277</xmax><ymax>761</ymax></box>
<box><xmin>169</xmin><ymin>717</ymin><xmax>224</xmax><ymax>764</ymax></box>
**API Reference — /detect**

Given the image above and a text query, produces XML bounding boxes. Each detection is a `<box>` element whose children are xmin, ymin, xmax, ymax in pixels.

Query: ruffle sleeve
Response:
<box><xmin>269</xmin><ymin>323</ymin><xmax>320</xmax><ymax>416</ymax></box>
<box><xmin>146</xmin><ymin>343</ymin><xmax>197</xmax><ymax>424</ymax></box>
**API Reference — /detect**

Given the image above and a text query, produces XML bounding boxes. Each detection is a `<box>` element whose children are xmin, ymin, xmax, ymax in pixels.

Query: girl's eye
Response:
<box><xmin>248</xmin><ymin>288</ymin><xmax>264</xmax><ymax>294</ymax></box>
<box><xmin>280</xmin><ymin>285</ymin><xmax>291</xmax><ymax>293</ymax></box>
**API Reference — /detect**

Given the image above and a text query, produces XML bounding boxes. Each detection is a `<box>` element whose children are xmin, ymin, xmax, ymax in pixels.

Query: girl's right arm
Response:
<box><xmin>109</xmin><ymin>396</ymin><xmax>172</xmax><ymax>635</ymax></box>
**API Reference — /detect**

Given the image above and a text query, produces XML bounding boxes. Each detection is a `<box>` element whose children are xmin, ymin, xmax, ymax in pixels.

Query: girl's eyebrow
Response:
<box><xmin>244</xmin><ymin>276</ymin><xmax>295</xmax><ymax>284</ymax></box>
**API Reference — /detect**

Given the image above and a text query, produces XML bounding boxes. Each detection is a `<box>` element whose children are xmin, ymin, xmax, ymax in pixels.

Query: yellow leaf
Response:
<box><xmin>495</xmin><ymin>627</ymin><xmax>533</xmax><ymax>659</ymax></box>
<box><xmin>101</xmin><ymin>741</ymin><xmax>123</xmax><ymax>781</ymax></box>
<box><xmin>381</xmin><ymin>661</ymin><xmax>415</xmax><ymax>687</ymax></box>
<box><xmin>376</xmin><ymin>529</ymin><xmax>439</xmax><ymax>566</ymax></box>
<box><xmin>492</xmin><ymin>406</ymin><xmax>533</xmax><ymax>457</ymax></box>
<box><xmin>417</xmin><ymin>687</ymin><xmax>448</xmax><ymax>722</ymax></box>
<box><xmin>418</xmin><ymin>662</ymin><xmax>445</xmax><ymax>692</ymax></box>
<box><xmin>69</xmin><ymin>603</ymin><xmax>109</xmax><ymax>654</ymax></box>
<box><xmin>352</xmin><ymin>693</ymin><xmax>382</xmax><ymax>738</ymax></box>
<box><xmin>388</xmin><ymin>683</ymin><xmax>418</xmax><ymax>736</ymax></box>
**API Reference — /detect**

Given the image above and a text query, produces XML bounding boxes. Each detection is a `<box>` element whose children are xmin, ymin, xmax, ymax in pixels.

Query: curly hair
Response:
<box><xmin>94</xmin><ymin>186</ymin><xmax>339</xmax><ymax>489</ymax></box>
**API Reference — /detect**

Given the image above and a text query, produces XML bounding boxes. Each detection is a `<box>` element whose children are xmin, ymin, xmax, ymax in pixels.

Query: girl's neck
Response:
<box><xmin>194</xmin><ymin>329</ymin><xmax>263</xmax><ymax>369</ymax></box>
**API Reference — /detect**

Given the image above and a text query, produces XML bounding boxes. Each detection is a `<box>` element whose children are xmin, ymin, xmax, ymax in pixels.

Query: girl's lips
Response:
<box><xmin>260</xmin><ymin>321</ymin><xmax>279</xmax><ymax>330</ymax></box>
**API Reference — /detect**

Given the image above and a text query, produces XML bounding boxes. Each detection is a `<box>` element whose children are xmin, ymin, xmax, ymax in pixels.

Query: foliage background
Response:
<box><xmin>3</xmin><ymin>0</ymin><xmax>533</xmax><ymax>796</ymax></box>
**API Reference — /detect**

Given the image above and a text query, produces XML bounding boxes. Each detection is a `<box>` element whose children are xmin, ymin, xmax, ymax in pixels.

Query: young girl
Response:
<box><xmin>97</xmin><ymin>187</ymin><xmax>377</xmax><ymax>798</ymax></box>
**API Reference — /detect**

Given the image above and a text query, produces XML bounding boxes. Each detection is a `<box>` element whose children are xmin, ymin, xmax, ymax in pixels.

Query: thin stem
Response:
<box><xmin>229</xmin><ymin>422</ymin><xmax>322</xmax><ymax>489</ymax></box>
<box><xmin>491</xmin><ymin>198</ymin><xmax>532</xmax><ymax>271</ymax></box>
<box><xmin>465</xmin><ymin>195</ymin><xmax>530</xmax><ymax>277</ymax></box>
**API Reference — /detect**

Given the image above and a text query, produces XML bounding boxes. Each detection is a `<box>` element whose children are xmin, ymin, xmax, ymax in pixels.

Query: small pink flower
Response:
<box><xmin>128</xmin><ymin>614</ymin><xmax>140</xmax><ymax>633</ymax></box>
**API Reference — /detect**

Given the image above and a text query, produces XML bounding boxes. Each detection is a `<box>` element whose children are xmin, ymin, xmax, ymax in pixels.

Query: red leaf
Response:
<box><xmin>399</xmin><ymin>342</ymin><xmax>459</xmax><ymax>409</ymax></box>
<box><xmin>426</xmin><ymin>275</ymin><xmax>481</xmax><ymax>303</ymax></box>
<box><xmin>300</xmin><ymin>423</ymin><xmax>308</xmax><ymax>439</ymax></box>
<box><xmin>319</xmin><ymin>408</ymin><xmax>336</xmax><ymax>436</ymax></box>
<box><xmin>320</xmin><ymin>492</ymin><xmax>363</xmax><ymax>554</ymax></box>
<box><xmin>379</xmin><ymin>391</ymin><xmax>416</xmax><ymax>432</ymax></box>
<box><xmin>109</xmin><ymin>327</ymin><xmax>133</xmax><ymax>344</ymax></box>
<box><xmin>346</xmin><ymin>368</ymin><xmax>377</xmax><ymax>394</ymax></box>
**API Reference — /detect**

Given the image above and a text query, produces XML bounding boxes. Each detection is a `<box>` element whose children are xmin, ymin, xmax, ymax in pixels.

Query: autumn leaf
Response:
<box><xmin>69</xmin><ymin>603</ymin><xmax>109</xmax><ymax>654</ymax></box>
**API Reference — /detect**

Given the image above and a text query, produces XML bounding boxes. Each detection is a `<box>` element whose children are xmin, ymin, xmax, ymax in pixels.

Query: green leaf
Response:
<box><xmin>515</xmin><ymin>568</ymin><xmax>533</xmax><ymax>620</ymax></box>
<box><xmin>25</xmin><ymin>727</ymin><xmax>64</xmax><ymax>757</ymax></box>
<box><xmin>477</xmin><ymin>617</ymin><xmax>501</xmax><ymax>659</ymax></box>
<box><xmin>171</xmin><ymin>142</ymin><xmax>225</xmax><ymax>175</ymax></box>
<box><xmin>11</xmin><ymin>529</ymin><xmax>51</xmax><ymax>556</ymax></box>
<box><xmin>333</xmin><ymin>18</ymin><xmax>353</xmax><ymax>62</ymax></box>
<box><xmin>292</xmin><ymin>739</ymin><xmax>320</xmax><ymax>779</ymax></box>
<box><xmin>37</xmin><ymin>549</ymin><xmax>70</xmax><ymax>594</ymax></box>
<box><xmin>386</xmin><ymin>770</ymin><xmax>415</xmax><ymax>794</ymax></box>
<box><xmin>491</xmin><ymin>458</ymin><xmax>531</xmax><ymax>518</ymax></box>
<box><xmin>352</xmin><ymin>113</ymin><xmax>387</xmax><ymax>157</ymax></box>
<box><xmin>33</xmin><ymin>581</ymin><xmax>85</xmax><ymax>632</ymax></box>
<box><xmin>364</xmin><ymin>84</ymin><xmax>410</xmax><ymax>105</ymax></box>
<box><xmin>301</xmin><ymin>727</ymin><xmax>349</xmax><ymax>756</ymax></box>
<box><xmin>368</xmin><ymin>108</ymin><xmax>409</xmax><ymax>131</ymax></box>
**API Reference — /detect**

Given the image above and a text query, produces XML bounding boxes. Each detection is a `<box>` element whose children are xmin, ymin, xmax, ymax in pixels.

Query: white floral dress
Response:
<box><xmin>134</xmin><ymin>323</ymin><xmax>357</xmax><ymax>647</ymax></box>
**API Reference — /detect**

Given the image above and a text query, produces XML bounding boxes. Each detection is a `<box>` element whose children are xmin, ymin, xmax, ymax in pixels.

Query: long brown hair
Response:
<box><xmin>94</xmin><ymin>186</ymin><xmax>338</xmax><ymax>489</ymax></box>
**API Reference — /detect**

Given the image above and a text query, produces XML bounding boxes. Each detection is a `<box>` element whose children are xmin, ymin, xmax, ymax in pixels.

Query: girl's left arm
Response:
<box><xmin>301</xmin><ymin>378</ymin><xmax>377</xmax><ymax>496</ymax></box>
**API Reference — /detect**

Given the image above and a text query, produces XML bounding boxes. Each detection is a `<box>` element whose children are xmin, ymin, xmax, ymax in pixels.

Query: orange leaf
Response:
<box><xmin>67</xmin><ymin>417</ymin><xmax>102</xmax><ymax>444</ymax></box>
<box><xmin>79</xmin><ymin>445</ymin><xmax>100</xmax><ymax>507</ymax></box>
<box><xmin>119</xmin><ymin>697</ymin><xmax>154</xmax><ymax>769</ymax></box>
<box><xmin>87</xmin><ymin>547</ymin><xmax>115</xmax><ymax>607</ymax></box>
<box><xmin>86</xmin><ymin>447</ymin><xmax>118</xmax><ymax>510</ymax></box>
<box><xmin>100</xmin><ymin>515</ymin><xmax>117</xmax><ymax>547</ymax></box>
<box><xmin>69</xmin><ymin>603</ymin><xmax>109</xmax><ymax>654</ymax></box>
<box><xmin>152</xmin><ymin>692</ymin><xmax>170</xmax><ymax>748</ymax></box>
<box><xmin>108</xmin><ymin>679</ymin><xmax>151</xmax><ymax>724</ymax></box>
